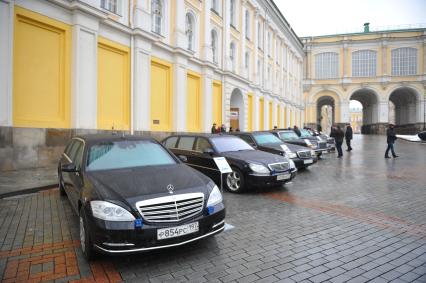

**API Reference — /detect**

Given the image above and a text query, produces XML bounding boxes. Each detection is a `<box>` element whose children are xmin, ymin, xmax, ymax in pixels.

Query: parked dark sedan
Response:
<box><xmin>272</xmin><ymin>129</ymin><xmax>328</xmax><ymax>157</ymax></box>
<box><xmin>58</xmin><ymin>134</ymin><xmax>225</xmax><ymax>259</ymax></box>
<box><xmin>308</xmin><ymin>129</ymin><xmax>336</xmax><ymax>152</ymax></box>
<box><xmin>162</xmin><ymin>134</ymin><xmax>297</xmax><ymax>193</ymax></box>
<box><xmin>228</xmin><ymin>131</ymin><xmax>317</xmax><ymax>169</ymax></box>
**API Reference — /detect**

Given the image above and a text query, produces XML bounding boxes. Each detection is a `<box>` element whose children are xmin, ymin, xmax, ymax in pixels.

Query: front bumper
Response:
<box><xmin>247</xmin><ymin>169</ymin><xmax>297</xmax><ymax>187</ymax></box>
<box><xmin>88</xmin><ymin>206</ymin><xmax>225</xmax><ymax>254</ymax></box>
<box><xmin>292</xmin><ymin>157</ymin><xmax>317</xmax><ymax>168</ymax></box>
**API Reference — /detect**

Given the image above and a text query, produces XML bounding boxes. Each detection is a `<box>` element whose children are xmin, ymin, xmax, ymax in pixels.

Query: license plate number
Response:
<box><xmin>304</xmin><ymin>159</ymin><xmax>313</xmax><ymax>164</ymax></box>
<box><xmin>277</xmin><ymin>174</ymin><xmax>290</xmax><ymax>181</ymax></box>
<box><xmin>157</xmin><ymin>222</ymin><xmax>199</xmax><ymax>240</ymax></box>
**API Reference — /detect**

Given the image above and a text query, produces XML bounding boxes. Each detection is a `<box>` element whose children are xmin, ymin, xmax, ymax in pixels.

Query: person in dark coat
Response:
<box><xmin>220</xmin><ymin>124</ymin><xmax>226</xmax><ymax>133</ymax></box>
<box><xmin>329</xmin><ymin>126</ymin><xmax>336</xmax><ymax>139</ymax></box>
<box><xmin>345</xmin><ymin>124</ymin><xmax>353</xmax><ymax>151</ymax></box>
<box><xmin>293</xmin><ymin>125</ymin><xmax>301</xmax><ymax>137</ymax></box>
<box><xmin>385</xmin><ymin>124</ymin><xmax>398</xmax><ymax>158</ymax></box>
<box><xmin>334</xmin><ymin>126</ymin><xmax>344</xmax><ymax>158</ymax></box>
<box><xmin>211</xmin><ymin>123</ymin><xmax>218</xmax><ymax>134</ymax></box>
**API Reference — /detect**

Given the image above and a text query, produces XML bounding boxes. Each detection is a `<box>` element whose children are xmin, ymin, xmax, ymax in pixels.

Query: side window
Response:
<box><xmin>73</xmin><ymin>141</ymin><xmax>84</xmax><ymax>169</ymax></box>
<box><xmin>240</xmin><ymin>135</ymin><xmax>256</xmax><ymax>146</ymax></box>
<box><xmin>164</xmin><ymin>137</ymin><xmax>178</xmax><ymax>148</ymax></box>
<box><xmin>64</xmin><ymin>141</ymin><xmax>75</xmax><ymax>157</ymax></box>
<box><xmin>177</xmin><ymin>137</ymin><xmax>195</xmax><ymax>151</ymax></box>
<box><xmin>194</xmin><ymin>138</ymin><xmax>212</xmax><ymax>152</ymax></box>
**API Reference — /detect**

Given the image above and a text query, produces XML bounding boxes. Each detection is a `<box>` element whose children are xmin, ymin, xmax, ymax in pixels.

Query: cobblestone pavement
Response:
<box><xmin>0</xmin><ymin>135</ymin><xmax>425</xmax><ymax>283</ymax></box>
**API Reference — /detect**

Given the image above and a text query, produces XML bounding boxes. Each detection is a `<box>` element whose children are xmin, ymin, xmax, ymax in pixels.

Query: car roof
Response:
<box><xmin>72</xmin><ymin>134</ymin><xmax>156</xmax><ymax>146</ymax></box>
<box><xmin>167</xmin><ymin>133</ymin><xmax>236</xmax><ymax>139</ymax></box>
<box><xmin>230</xmin><ymin>131</ymin><xmax>275</xmax><ymax>136</ymax></box>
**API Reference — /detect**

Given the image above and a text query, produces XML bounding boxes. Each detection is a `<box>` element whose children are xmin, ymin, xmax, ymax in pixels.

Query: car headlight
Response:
<box><xmin>91</xmin><ymin>201</ymin><xmax>135</xmax><ymax>221</ymax></box>
<box><xmin>249</xmin><ymin>163</ymin><xmax>270</xmax><ymax>174</ymax></box>
<box><xmin>207</xmin><ymin>185</ymin><xmax>223</xmax><ymax>207</ymax></box>
<box><xmin>311</xmin><ymin>150</ymin><xmax>316</xmax><ymax>157</ymax></box>
<box><xmin>288</xmin><ymin>152</ymin><xmax>297</xmax><ymax>159</ymax></box>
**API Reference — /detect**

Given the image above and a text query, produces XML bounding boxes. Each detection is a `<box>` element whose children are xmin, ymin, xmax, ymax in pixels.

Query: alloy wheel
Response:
<box><xmin>226</xmin><ymin>170</ymin><xmax>241</xmax><ymax>191</ymax></box>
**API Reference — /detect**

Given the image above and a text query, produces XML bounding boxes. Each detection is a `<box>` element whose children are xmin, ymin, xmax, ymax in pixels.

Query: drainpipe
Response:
<box><xmin>130</xmin><ymin>0</ymin><xmax>135</xmax><ymax>135</ymax></box>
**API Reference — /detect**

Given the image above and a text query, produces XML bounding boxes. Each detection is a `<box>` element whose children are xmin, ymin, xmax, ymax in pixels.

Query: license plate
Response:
<box><xmin>304</xmin><ymin>159</ymin><xmax>313</xmax><ymax>164</ymax></box>
<box><xmin>157</xmin><ymin>222</ymin><xmax>199</xmax><ymax>240</ymax></box>
<box><xmin>277</xmin><ymin>173</ymin><xmax>290</xmax><ymax>181</ymax></box>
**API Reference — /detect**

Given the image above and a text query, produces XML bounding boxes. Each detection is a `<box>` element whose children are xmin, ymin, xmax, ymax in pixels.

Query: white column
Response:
<box><xmin>202</xmin><ymin>0</ymin><xmax>212</xmax><ymax>62</ymax></box>
<box><xmin>342</xmin><ymin>42</ymin><xmax>348</xmax><ymax>78</ymax></box>
<box><xmin>263</xmin><ymin>96</ymin><xmax>268</xmax><ymax>129</ymax></box>
<box><xmin>382</xmin><ymin>40</ymin><xmax>388</xmax><ymax>76</ymax></box>
<box><xmin>174</xmin><ymin>0</ymin><xmax>186</xmax><ymax>49</ymax></box>
<box><xmin>173</xmin><ymin>55</ymin><xmax>187</xmax><ymax>131</ymax></box>
<box><xmin>240</xmin><ymin>2</ymin><xmax>247</xmax><ymax>77</ymax></box>
<box><xmin>71</xmin><ymin>12</ymin><xmax>99</xmax><ymax>129</ymax></box>
<box><xmin>224</xmin><ymin>0</ymin><xmax>231</xmax><ymax>71</ymax></box>
<box><xmin>272</xmin><ymin>100</ymin><xmax>277</xmax><ymax>128</ymax></box>
<box><xmin>134</xmin><ymin>37</ymin><xmax>152</xmax><ymax>131</ymax></box>
<box><xmin>134</xmin><ymin>0</ymin><xmax>151</xmax><ymax>32</ymax></box>
<box><xmin>378</xmin><ymin>101</ymin><xmax>389</xmax><ymax>123</ymax></box>
<box><xmin>202</xmin><ymin>67</ymin><xmax>214</xmax><ymax>132</ymax></box>
<box><xmin>253</xmin><ymin>11</ymin><xmax>259</xmax><ymax>84</ymax></box>
<box><xmin>0</xmin><ymin>0</ymin><xmax>13</xmax><ymax>126</ymax></box>
<box><xmin>286</xmin><ymin>105</ymin><xmax>291</xmax><ymax>127</ymax></box>
<box><xmin>263</xmin><ymin>21</ymin><xmax>268</xmax><ymax>89</ymax></box>
<box><xmin>254</xmin><ymin>94</ymin><xmax>259</xmax><ymax>130</ymax></box>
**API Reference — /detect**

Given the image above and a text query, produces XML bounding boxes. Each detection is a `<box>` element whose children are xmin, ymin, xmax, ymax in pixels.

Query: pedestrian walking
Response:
<box><xmin>345</xmin><ymin>124</ymin><xmax>353</xmax><ymax>151</ymax></box>
<box><xmin>211</xmin><ymin>123</ymin><xmax>218</xmax><ymax>134</ymax></box>
<box><xmin>385</xmin><ymin>124</ymin><xmax>399</xmax><ymax>158</ymax></box>
<box><xmin>335</xmin><ymin>126</ymin><xmax>344</xmax><ymax>158</ymax></box>
<box><xmin>229</xmin><ymin>127</ymin><xmax>233</xmax><ymax>132</ymax></box>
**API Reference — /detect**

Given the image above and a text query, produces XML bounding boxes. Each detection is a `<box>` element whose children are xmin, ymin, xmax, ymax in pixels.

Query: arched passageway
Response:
<box><xmin>389</xmin><ymin>87</ymin><xmax>419</xmax><ymax>134</ymax></box>
<box><xmin>317</xmin><ymin>96</ymin><xmax>335</xmax><ymax>133</ymax></box>
<box><xmin>349</xmin><ymin>89</ymin><xmax>379</xmax><ymax>134</ymax></box>
<box><xmin>230</xmin><ymin>88</ymin><xmax>244</xmax><ymax>131</ymax></box>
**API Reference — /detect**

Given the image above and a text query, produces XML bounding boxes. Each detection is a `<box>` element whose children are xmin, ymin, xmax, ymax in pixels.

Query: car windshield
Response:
<box><xmin>253</xmin><ymin>133</ymin><xmax>283</xmax><ymax>145</ymax></box>
<box><xmin>279</xmin><ymin>131</ymin><xmax>299</xmax><ymax>140</ymax></box>
<box><xmin>300</xmin><ymin>129</ymin><xmax>312</xmax><ymax>138</ymax></box>
<box><xmin>210</xmin><ymin>137</ymin><xmax>254</xmax><ymax>153</ymax></box>
<box><xmin>86</xmin><ymin>140</ymin><xmax>176</xmax><ymax>171</ymax></box>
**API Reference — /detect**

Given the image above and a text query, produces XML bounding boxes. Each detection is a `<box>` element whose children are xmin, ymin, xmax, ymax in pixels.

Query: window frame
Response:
<box><xmin>315</xmin><ymin>52</ymin><xmax>339</xmax><ymax>79</ymax></box>
<box><xmin>151</xmin><ymin>0</ymin><xmax>163</xmax><ymax>35</ymax></box>
<box><xmin>391</xmin><ymin>47</ymin><xmax>418</xmax><ymax>76</ymax></box>
<box><xmin>352</xmin><ymin>50</ymin><xmax>377</xmax><ymax>77</ymax></box>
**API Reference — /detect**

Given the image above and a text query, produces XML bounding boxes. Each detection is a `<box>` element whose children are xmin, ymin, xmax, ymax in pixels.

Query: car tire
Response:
<box><xmin>58</xmin><ymin>169</ymin><xmax>66</xmax><ymax>196</ymax></box>
<box><xmin>80</xmin><ymin>207</ymin><xmax>96</xmax><ymax>261</ymax></box>
<box><xmin>225</xmin><ymin>167</ymin><xmax>245</xmax><ymax>193</ymax></box>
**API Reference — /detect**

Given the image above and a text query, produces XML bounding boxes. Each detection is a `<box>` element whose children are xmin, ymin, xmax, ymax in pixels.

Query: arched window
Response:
<box><xmin>267</xmin><ymin>32</ymin><xmax>271</xmax><ymax>57</ymax></box>
<box><xmin>352</xmin><ymin>50</ymin><xmax>376</xmax><ymax>77</ymax></box>
<box><xmin>230</xmin><ymin>42</ymin><xmax>236</xmax><ymax>71</ymax></box>
<box><xmin>391</xmin><ymin>47</ymin><xmax>417</xmax><ymax>76</ymax></box>
<box><xmin>245</xmin><ymin>52</ymin><xmax>249</xmax><ymax>69</ymax></box>
<box><xmin>315</xmin><ymin>52</ymin><xmax>339</xmax><ymax>79</ymax></box>
<box><xmin>211</xmin><ymin>29</ymin><xmax>218</xmax><ymax>63</ymax></box>
<box><xmin>151</xmin><ymin>0</ymin><xmax>162</xmax><ymax>34</ymax></box>
<box><xmin>185</xmin><ymin>13</ymin><xmax>194</xmax><ymax>50</ymax></box>
<box><xmin>230</xmin><ymin>0</ymin><xmax>235</xmax><ymax>27</ymax></box>
<box><xmin>245</xmin><ymin>10</ymin><xmax>250</xmax><ymax>39</ymax></box>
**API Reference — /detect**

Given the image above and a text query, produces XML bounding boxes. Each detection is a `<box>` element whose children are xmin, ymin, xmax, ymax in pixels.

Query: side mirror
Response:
<box><xmin>61</xmin><ymin>163</ymin><xmax>78</xmax><ymax>173</ymax></box>
<box><xmin>203</xmin><ymin>148</ymin><xmax>214</xmax><ymax>155</ymax></box>
<box><xmin>178</xmin><ymin>155</ymin><xmax>188</xmax><ymax>162</ymax></box>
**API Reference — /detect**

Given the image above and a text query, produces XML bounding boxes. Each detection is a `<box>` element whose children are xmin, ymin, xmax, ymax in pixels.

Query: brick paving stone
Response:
<box><xmin>0</xmin><ymin>135</ymin><xmax>425</xmax><ymax>282</ymax></box>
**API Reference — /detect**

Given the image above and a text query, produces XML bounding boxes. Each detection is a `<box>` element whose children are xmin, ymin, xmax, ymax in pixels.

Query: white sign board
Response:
<box><xmin>213</xmin><ymin>157</ymin><xmax>233</xmax><ymax>173</ymax></box>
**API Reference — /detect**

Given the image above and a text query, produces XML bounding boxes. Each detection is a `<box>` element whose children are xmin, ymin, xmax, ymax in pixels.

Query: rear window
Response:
<box><xmin>164</xmin><ymin>137</ymin><xmax>178</xmax><ymax>148</ymax></box>
<box><xmin>300</xmin><ymin>129</ymin><xmax>312</xmax><ymax>138</ymax></box>
<box><xmin>86</xmin><ymin>140</ymin><xmax>176</xmax><ymax>171</ymax></box>
<box><xmin>177</xmin><ymin>137</ymin><xmax>195</xmax><ymax>151</ymax></box>
<box><xmin>210</xmin><ymin>137</ymin><xmax>254</xmax><ymax>153</ymax></box>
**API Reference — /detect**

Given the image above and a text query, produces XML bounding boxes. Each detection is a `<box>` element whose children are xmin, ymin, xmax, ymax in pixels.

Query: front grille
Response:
<box><xmin>318</xmin><ymin>141</ymin><xmax>327</xmax><ymax>149</ymax></box>
<box><xmin>268</xmin><ymin>162</ymin><xmax>289</xmax><ymax>172</ymax></box>
<box><xmin>136</xmin><ymin>193</ymin><xmax>204</xmax><ymax>223</ymax></box>
<box><xmin>297</xmin><ymin>151</ymin><xmax>312</xmax><ymax>159</ymax></box>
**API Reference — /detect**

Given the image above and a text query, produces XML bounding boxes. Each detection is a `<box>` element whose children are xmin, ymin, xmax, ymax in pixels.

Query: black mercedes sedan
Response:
<box><xmin>228</xmin><ymin>131</ymin><xmax>317</xmax><ymax>169</ymax></box>
<box><xmin>162</xmin><ymin>134</ymin><xmax>297</xmax><ymax>193</ymax></box>
<box><xmin>58</xmin><ymin>134</ymin><xmax>225</xmax><ymax>260</ymax></box>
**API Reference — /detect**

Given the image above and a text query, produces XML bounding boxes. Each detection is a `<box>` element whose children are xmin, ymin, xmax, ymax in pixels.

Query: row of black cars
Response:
<box><xmin>57</xmin><ymin>128</ymin><xmax>334</xmax><ymax>259</ymax></box>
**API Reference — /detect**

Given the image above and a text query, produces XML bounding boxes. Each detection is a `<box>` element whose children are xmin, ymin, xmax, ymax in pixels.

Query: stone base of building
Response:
<box><xmin>0</xmin><ymin>127</ymin><xmax>187</xmax><ymax>172</ymax></box>
<box><xmin>361</xmin><ymin>123</ymin><xmax>425</xmax><ymax>135</ymax></box>
<box><xmin>394</xmin><ymin>123</ymin><xmax>425</xmax><ymax>135</ymax></box>
<box><xmin>362</xmin><ymin>123</ymin><xmax>389</xmax><ymax>135</ymax></box>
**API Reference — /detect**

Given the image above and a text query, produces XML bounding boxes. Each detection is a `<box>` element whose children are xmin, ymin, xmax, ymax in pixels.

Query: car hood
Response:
<box><xmin>258</xmin><ymin>143</ymin><xmax>286</xmax><ymax>153</ymax></box>
<box><xmin>221</xmin><ymin>149</ymin><xmax>288</xmax><ymax>165</ymax></box>
<box><xmin>86</xmin><ymin>164</ymin><xmax>211</xmax><ymax>209</ymax></box>
<box><xmin>283</xmin><ymin>143</ymin><xmax>311</xmax><ymax>152</ymax></box>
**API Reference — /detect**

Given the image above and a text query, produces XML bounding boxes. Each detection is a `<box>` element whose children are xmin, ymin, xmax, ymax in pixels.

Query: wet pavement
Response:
<box><xmin>0</xmin><ymin>135</ymin><xmax>425</xmax><ymax>282</ymax></box>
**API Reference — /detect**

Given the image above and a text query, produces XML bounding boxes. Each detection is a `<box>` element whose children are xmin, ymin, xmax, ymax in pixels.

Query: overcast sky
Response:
<box><xmin>274</xmin><ymin>0</ymin><xmax>426</xmax><ymax>37</ymax></box>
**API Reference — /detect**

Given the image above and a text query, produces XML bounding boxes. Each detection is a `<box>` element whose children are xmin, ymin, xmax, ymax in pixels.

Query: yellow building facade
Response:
<box><xmin>0</xmin><ymin>0</ymin><xmax>304</xmax><ymax>170</ymax></box>
<box><xmin>303</xmin><ymin>25</ymin><xmax>426</xmax><ymax>134</ymax></box>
